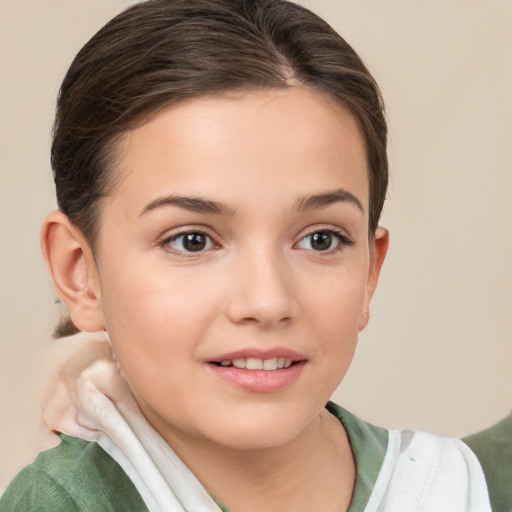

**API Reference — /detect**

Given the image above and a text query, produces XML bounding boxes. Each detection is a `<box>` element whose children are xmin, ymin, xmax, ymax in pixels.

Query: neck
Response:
<box><xmin>154</xmin><ymin>408</ymin><xmax>356</xmax><ymax>512</ymax></box>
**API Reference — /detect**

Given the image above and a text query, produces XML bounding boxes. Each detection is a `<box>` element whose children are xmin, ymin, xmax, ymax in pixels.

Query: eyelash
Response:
<box><xmin>160</xmin><ymin>229</ymin><xmax>219</xmax><ymax>256</ymax></box>
<box><xmin>159</xmin><ymin>227</ymin><xmax>354</xmax><ymax>256</ymax></box>
<box><xmin>296</xmin><ymin>228</ymin><xmax>354</xmax><ymax>253</ymax></box>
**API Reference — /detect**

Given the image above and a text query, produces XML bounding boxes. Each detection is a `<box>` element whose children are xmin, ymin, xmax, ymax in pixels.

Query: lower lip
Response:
<box><xmin>207</xmin><ymin>362</ymin><xmax>306</xmax><ymax>393</ymax></box>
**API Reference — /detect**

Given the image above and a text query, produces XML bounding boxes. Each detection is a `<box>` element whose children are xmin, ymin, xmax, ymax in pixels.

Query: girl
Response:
<box><xmin>0</xmin><ymin>0</ymin><xmax>504</xmax><ymax>510</ymax></box>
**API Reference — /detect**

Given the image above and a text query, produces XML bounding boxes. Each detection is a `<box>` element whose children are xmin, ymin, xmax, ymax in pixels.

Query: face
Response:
<box><xmin>89</xmin><ymin>87</ymin><xmax>386</xmax><ymax>450</ymax></box>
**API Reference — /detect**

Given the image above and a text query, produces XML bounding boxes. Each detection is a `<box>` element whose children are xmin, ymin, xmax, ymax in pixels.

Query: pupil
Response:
<box><xmin>311</xmin><ymin>232</ymin><xmax>331</xmax><ymax>251</ymax></box>
<box><xmin>183</xmin><ymin>233</ymin><xmax>206</xmax><ymax>252</ymax></box>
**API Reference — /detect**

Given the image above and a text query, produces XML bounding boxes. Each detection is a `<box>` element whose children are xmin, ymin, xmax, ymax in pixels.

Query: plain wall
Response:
<box><xmin>1</xmin><ymin>0</ymin><xmax>511</xmax><ymax>490</ymax></box>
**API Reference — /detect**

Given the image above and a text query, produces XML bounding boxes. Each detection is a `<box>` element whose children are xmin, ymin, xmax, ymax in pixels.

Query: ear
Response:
<box><xmin>359</xmin><ymin>226</ymin><xmax>389</xmax><ymax>331</ymax></box>
<box><xmin>41</xmin><ymin>211</ymin><xmax>105</xmax><ymax>332</ymax></box>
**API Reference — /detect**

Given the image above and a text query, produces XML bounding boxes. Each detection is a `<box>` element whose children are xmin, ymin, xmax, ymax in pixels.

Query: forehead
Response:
<box><xmin>108</xmin><ymin>87</ymin><xmax>369</xmax><ymax>215</ymax></box>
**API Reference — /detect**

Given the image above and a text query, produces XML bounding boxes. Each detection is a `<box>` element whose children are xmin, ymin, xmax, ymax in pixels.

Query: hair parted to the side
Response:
<box><xmin>51</xmin><ymin>0</ymin><xmax>388</xmax><ymax>337</ymax></box>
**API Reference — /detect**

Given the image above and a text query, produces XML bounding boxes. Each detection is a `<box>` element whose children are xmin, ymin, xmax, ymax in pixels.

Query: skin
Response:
<box><xmin>42</xmin><ymin>87</ymin><xmax>388</xmax><ymax>511</ymax></box>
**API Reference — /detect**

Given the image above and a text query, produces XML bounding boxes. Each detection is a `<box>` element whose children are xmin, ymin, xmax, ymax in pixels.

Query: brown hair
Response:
<box><xmin>51</xmin><ymin>0</ymin><xmax>388</xmax><ymax>336</ymax></box>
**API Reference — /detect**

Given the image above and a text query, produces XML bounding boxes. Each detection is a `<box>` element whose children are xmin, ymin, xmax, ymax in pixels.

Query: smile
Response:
<box><xmin>216</xmin><ymin>357</ymin><xmax>294</xmax><ymax>370</ymax></box>
<box><xmin>207</xmin><ymin>348</ymin><xmax>307</xmax><ymax>392</ymax></box>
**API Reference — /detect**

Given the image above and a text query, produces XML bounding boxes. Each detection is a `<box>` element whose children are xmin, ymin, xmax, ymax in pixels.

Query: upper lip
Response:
<box><xmin>208</xmin><ymin>347</ymin><xmax>307</xmax><ymax>363</ymax></box>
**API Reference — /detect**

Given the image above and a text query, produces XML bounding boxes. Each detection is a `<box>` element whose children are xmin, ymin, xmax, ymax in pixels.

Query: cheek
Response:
<box><xmin>300</xmin><ymin>262</ymin><xmax>368</xmax><ymax>380</ymax></box>
<box><xmin>97</xmin><ymin>267</ymin><xmax>226</xmax><ymax>438</ymax></box>
<box><xmin>303</xmin><ymin>265</ymin><xmax>368</xmax><ymax>333</ymax></box>
<box><xmin>98</xmin><ymin>266</ymin><xmax>204</xmax><ymax>376</ymax></box>
<box><xmin>101</xmin><ymin>255</ymin><xmax>211</xmax><ymax>333</ymax></box>
<box><xmin>102</xmin><ymin>281</ymin><xmax>202</xmax><ymax>421</ymax></box>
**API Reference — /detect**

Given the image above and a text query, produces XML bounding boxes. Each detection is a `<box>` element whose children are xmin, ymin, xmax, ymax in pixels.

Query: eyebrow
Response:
<box><xmin>140</xmin><ymin>188</ymin><xmax>363</xmax><ymax>217</ymax></box>
<box><xmin>295</xmin><ymin>188</ymin><xmax>364</xmax><ymax>213</ymax></box>
<box><xmin>140</xmin><ymin>195</ymin><xmax>236</xmax><ymax>217</ymax></box>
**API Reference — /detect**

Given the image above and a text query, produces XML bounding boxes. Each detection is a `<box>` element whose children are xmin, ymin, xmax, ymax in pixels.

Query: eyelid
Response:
<box><xmin>297</xmin><ymin>224</ymin><xmax>354</xmax><ymax>242</ymax></box>
<box><xmin>294</xmin><ymin>226</ymin><xmax>355</xmax><ymax>252</ymax></box>
<box><xmin>159</xmin><ymin>226</ymin><xmax>221</xmax><ymax>255</ymax></box>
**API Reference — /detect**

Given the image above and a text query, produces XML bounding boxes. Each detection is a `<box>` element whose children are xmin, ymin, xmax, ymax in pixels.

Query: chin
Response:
<box><xmin>212</xmin><ymin>423</ymin><xmax>303</xmax><ymax>451</ymax></box>
<box><xmin>194</xmin><ymin>403</ymin><xmax>318</xmax><ymax>451</ymax></box>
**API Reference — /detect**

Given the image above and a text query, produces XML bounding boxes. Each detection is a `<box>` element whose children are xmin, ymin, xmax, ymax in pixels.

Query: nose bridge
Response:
<box><xmin>226</xmin><ymin>240</ymin><xmax>297</xmax><ymax>326</ymax></box>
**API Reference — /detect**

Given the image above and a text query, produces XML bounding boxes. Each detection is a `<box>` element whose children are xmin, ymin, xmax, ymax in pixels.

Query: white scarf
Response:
<box><xmin>46</xmin><ymin>335</ymin><xmax>491</xmax><ymax>512</ymax></box>
<box><xmin>47</xmin><ymin>346</ymin><xmax>220</xmax><ymax>512</ymax></box>
<box><xmin>363</xmin><ymin>428</ymin><xmax>491</xmax><ymax>511</ymax></box>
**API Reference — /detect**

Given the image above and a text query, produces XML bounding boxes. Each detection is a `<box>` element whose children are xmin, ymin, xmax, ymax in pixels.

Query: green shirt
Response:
<box><xmin>0</xmin><ymin>434</ymin><xmax>148</xmax><ymax>511</ymax></box>
<box><xmin>1</xmin><ymin>404</ymin><xmax>510</xmax><ymax>511</ymax></box>
<box><xmin>463</xmin><ymin>412</ymin><xmax>512</xmax><ymax>512</ymax></box>
<box><xmin>0</xmin><ymin>403</ymin><xmax>386</xmax><ymax>511</ymax></box>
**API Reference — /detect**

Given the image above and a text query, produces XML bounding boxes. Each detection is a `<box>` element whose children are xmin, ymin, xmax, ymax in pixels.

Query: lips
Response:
<box><xmin>206</xmin><ymin>348</ymin><xmax>307</xmax><ymax>393</ymax></box>
<box><xmin>209</xmin><ymin>348</ymin><xmax>306</xmax><ymax>370</ymax></box>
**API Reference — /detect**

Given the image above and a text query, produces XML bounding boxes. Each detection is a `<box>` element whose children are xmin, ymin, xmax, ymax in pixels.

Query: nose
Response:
<box><xmin>225</xmin><ymin>246</ymin><xmax>299</xmax><ymax>328</ymax></box>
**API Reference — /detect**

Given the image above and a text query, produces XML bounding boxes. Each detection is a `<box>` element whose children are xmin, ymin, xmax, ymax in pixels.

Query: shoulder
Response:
<box><xmin>463</xmin><ymin>413</ymin><xmax>512</xmax><ymax>512</ymax></box>
<box><xmin>327</xmin><ymin>403</ymin><xmax>491</xmax><ymax>511</ymax></box>
<box><xmin>0</xmin><ymin>434</ymin><xmax>148</xmax><ymax>512</ymax></box>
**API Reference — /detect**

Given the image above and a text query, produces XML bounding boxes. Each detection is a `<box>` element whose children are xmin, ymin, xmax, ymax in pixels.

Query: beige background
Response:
<box><xmin>1</xmin><ymin>0</ymin><xmax>511</xmax><ymax>490</ymax></box>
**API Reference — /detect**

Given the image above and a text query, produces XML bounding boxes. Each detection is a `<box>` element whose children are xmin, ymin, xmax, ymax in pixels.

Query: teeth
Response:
<box><xmin>232</xmin><ymin>358</ymin><xmax>246</xmax><ymax>369</ymax></box>
<box><xmin>221</xmin><ymin>357</ymin><xmax>294</xmax><ymax>370</ymax></box>
<box><xmin>262</xmin><ymin>358</ymin><xmax>278</xmax><ymax>370</ymax></box>
<box><xmin>246</xmin><ymin>358</ymin><xmax>263</xmax><ymax>370</ymax></box>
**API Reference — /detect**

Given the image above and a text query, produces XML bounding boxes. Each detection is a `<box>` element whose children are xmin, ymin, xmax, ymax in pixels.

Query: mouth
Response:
<box><xmin>212</xmin><ymin>357</ymin><xmax>295</xmax><ymax>371</ymax></box>
<box><xmin>207</xmin><ymin>351</ymin><xmax>307</xmax><ymax>392</ymax></box>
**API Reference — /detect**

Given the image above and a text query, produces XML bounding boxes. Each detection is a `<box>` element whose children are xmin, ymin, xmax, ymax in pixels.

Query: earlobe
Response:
<box><xmin>41</xmin><ymin>211</ymin><xmax>105</xmax><ymax>332</ymax></box>
<box><xmin>358</xmin><ymin>227</ymin><xmax>389</xmax><ymax>331</ymax></box>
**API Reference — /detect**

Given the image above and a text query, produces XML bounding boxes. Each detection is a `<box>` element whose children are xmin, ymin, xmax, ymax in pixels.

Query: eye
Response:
<box><xmin>296</xmin><ymin>230</ymin><xmax>353</xmax><ymax>252</ymax></box>
<box><xmin>163</xmin><ymin>231</ymin><xmax>216</xmax><ymax>253</ymax></box>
